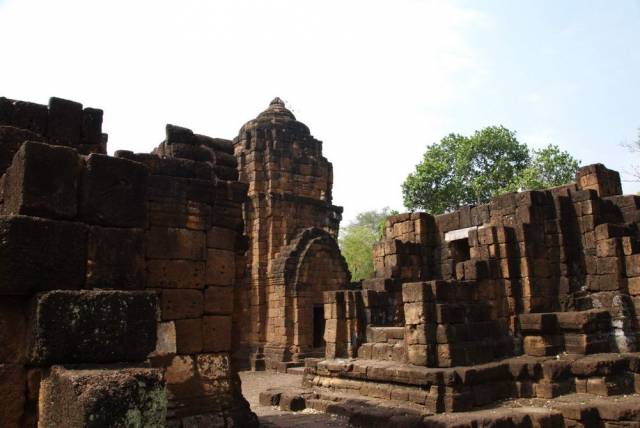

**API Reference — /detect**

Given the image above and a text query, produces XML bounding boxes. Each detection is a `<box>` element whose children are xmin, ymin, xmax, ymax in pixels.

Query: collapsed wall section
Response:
<box><xmin>309</xmin><ymin>163</ymin><xmax>640</xmax><ymax>419</ymax></box>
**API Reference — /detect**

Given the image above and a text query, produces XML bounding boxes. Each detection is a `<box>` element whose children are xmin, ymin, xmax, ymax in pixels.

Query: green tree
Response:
<box><xmin>510</xmin><ymin>144</ymin><xmax>580</xmax><ymax>191</ymax></box>
<box><xmin>339</xmin><ymin>207</ymin><xmax>398</xmax><ymax>281</ymax></box>
<box><xmin>402</xmin><ymin>126</ymin><xmax>530</xmax><ymax>213</ymax></box>
<box><xmin>402</xmin><ymin>127</ymin><xmax>580</xmax><ymax>214</ymax></box>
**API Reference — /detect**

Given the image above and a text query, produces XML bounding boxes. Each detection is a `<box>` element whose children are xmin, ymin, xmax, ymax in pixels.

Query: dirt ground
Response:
<box><xmin>239</xmin><ymin>371</ymin><xmax>352</xmax><ymax>427</ymax></box>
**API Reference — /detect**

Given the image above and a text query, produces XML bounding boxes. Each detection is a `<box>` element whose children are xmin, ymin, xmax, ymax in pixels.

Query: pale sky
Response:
<box><xmin>1</xmin><ymin>0</ymin><xmax>639</xmax><ymax>225</ymax></box>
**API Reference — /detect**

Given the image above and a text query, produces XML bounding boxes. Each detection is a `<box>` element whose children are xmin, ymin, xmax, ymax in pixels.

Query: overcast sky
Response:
<box><xmin>1</xmin><ymin>0</ymin><xmax>639</xmax><ymax>224</ymax></box>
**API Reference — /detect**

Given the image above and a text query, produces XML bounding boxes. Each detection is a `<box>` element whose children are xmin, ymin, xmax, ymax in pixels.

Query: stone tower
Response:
<box><xmin>233</xmin><ymin>98</ymin><xmax>350</xmax><ymax>370</ymax></box>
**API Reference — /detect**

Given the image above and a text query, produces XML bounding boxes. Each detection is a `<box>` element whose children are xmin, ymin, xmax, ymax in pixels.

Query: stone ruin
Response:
<box><xmin>2</xmin><ymin>94</ymin><xmax>640</xmax><ymax>428</ymax></box>
<box><xmin>0</xmin><ymin>95</ymin><xmax>350</xmax><ymax>427</ymax></box>
<box><xmin>0</xmin><ymin>96</ymin><xmax>261</xmax><ymax>427</ymax></box>
<box><xmin>265</xmin><ymin>168</ymin><xmax>640</xmax><ymax>425</ymax></box>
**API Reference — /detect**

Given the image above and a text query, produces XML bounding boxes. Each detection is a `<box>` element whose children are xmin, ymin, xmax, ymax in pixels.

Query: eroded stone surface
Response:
<box><xmin>38</xmin><ymin>366</ymin><xmax>166</xmax><ymax>428</ymax></box>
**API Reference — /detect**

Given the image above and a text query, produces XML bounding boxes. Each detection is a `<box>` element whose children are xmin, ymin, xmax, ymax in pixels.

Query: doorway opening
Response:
<box><xmin>313</xmin><ymin>304</ymin><xmax>325</xmax><ymax>348</ymax></box>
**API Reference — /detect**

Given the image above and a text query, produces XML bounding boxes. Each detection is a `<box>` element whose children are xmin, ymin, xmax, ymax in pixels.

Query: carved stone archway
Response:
<box><xmin>270</xmin><ymin>228</ymin><xmax>350</xmax><ymax>360</ymax></box>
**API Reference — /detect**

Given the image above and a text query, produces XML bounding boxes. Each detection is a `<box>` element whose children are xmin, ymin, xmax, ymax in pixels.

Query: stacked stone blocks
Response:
<box><xmin>0</xmin><ymin>97</ymin><xmax>257</xmax><ymax>427</ymax></box>
<box><xmin>309</xmin><ymin>162</ymin><xmax>640</xmax><ymax>422</ymax></box>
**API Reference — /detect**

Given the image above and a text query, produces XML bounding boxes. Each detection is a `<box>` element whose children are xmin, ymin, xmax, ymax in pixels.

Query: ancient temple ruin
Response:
<box><xmin>260</xmin><ymin>162</ymin><xmax>640</xmax><ymax>427</ymax></box>
<box><xmin>232</xmin><ymin>98</ymin><xmax>350</xmax><ymax>371</ymax></box>
<box><xmin>2</xmin><ymin>94</ymin><xmax>640</xmax><ymax>428</ymax></box>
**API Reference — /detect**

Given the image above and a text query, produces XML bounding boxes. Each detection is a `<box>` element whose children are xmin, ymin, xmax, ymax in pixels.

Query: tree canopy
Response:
<box><xmin>508</xmin><ymin>144</ymin><xmax>580</xmax><ymax>192</ymax></box>
<box><xmin>339</xmin><ymin>207</ymin><xmax>398</xmax><ymax>281</ymax></box>
<box><xmin>402</xmin><ymin>126</ymin><xmax>580</xmax><ymax>214</ymax></box>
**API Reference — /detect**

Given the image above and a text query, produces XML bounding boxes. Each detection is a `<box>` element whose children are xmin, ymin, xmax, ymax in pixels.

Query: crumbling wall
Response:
<box><xmin>331</xmin><ymin>163</ymin><xmax>640</xmax><ymax>367</ymax></box>
<box><xmin>0</xmin><ymin>96</ymin><xmax>107</xmax><ymax>162</ymax></box>
<box><xmin>0</xmin><ymin>97</ymin><xmax>257</xmax><ymax>427</ymax></box>
<box><xmin>307</xmin><ymin>164</ymin><xmax>640</xmax><ymax>419</ymax></box>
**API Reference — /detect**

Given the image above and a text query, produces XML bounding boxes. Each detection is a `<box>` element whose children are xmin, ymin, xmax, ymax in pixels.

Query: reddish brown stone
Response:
<box><xmin>206</xmin><ymin>248</ymin><xmax>235</xmax><ymax>286</ymax></box>
<box><xmin>87</xmin><ymin>226</ymin><xmax>145</xmax><ymax>289</ymax></box>
<box><xmin>146</xmin><ymin>227</ymin><xmax>205</xmax><ymax>261</ymax></box>
<box><xmin>1</xmin><ymin>141</ymin><xmax>80</xmax><ymax>219</ymax></box>
<box><xmin>174</xmin><ymin>318</ymin><xmax>203</xmax><ymax>354</ymax></box>
<box><xmin>0</xmin><ymin>298</ymin><xmax>27</xmax><ymax>363</ymax></box>
<box><xmin>0</xmin><ymin>364</ymin><xmax>26</xmax><ymax>428</ymax></box>
<box><xmin>0</xmin><ymin>215</ymin><xmax>87</xmax><ymax>295</ymax></box>
<box><xmin>79</xmin><ymin>153</ymin><xmax>148</xmax><ymax>227</ymax></box>
<box><xmin>202</xmin><ymin>316</ymin><xmax>231</xmax><ymax>352</ymax></box>
<box><xmin>160</xmin><ymin>289</ymin><xmax>203</xmax><ymax>320</ymax></box>
<box><xmin>146</xmin><ymin>260</ymin><xmax>205</xmax><ymax>289</ymax></box>
<box><xmin>204</xmin><ymin>286</ymin><xmax>234</xmax><ymax>315</ymax></box>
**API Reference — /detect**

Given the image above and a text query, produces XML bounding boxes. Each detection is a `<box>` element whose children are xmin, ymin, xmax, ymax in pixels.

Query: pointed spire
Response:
<box><xmin>257</xmin><ymin>97</ymin><xmax>296</xmax><ymax>120</ymax></box>
<box><xmin>270</xmin><ymin>97</ymin><xmax>285</xmax><ymax>106</ymax></box>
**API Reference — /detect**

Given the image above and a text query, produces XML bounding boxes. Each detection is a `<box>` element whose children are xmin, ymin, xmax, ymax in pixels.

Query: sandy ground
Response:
<box><xmin>239</xmin><ymin>370</ymin><xmax>352</xmax><ymax>427</ymax></box>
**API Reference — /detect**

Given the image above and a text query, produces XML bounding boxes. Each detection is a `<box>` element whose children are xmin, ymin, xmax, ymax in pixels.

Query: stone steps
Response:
<box><xmin>264</xmin><ymin>384</ymin><xmax>640</xmax><ymax>428</ymax></box>
<box><xmin>306</xmin><ymin>353</ymin><xmax>640</xmax><ymax>412</ymax></box>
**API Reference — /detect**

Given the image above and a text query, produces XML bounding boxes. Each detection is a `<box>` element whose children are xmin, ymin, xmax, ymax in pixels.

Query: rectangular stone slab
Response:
<box><xmin>79</xmin><ymin>153</ymin><xmax>148</xmax><ymax>228</ymax></box>
<box><xmin>28</xmin><ymin>290</ymin><xmax>158</xmax><ymax>365</ymax></box>
<box><xmin>0</xmin><ymin>215</ymin><xmax>87</xmax><ymax>295</ymax></box>
<box><xmin>86</xmin><ymin>226</ymin><xmax>145</xmax><ymax>289</ymax></box>
<box><xmin>1</xmin><ymin>141</ymin><xmax>81</xmax><ymax>219</ymax></box>
<box><xmin>38</xmin><ymin>365</ymin><xmax>166</xmax><ymax>428</ymax></box>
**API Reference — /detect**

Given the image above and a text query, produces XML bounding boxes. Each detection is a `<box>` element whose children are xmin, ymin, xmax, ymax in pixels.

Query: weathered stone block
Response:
<box><xmin>0</xmin><ymin>298</ymin><xmax>27</xmax><ymax>363</ymax></box>
<box><xmin>48</xmin><ymin>97</ymin><xmax>83</xmax><ymax>146</ymax></box>
<box><xmin>407</xmin><ymin>344</ymin><xmax>430</xmax><ymax>366</ymax></box>
<box><xmin>175</xmin><ymin>318</ymin><xmax>203</xmax><ymax>354</ymax></box>
<box><xmin>87</xmin><ymin>226</ymin><xmax>145</xmax><ymax>289</ymax></box>
<box><xmin>146</xmin><ymin>227</ymin><xmax>205</xmax><ymax>261</ymax></box>
<box><xmin>81</xmin><ymin>107</ymin><xmax>103</xmax><ymax>146</ymax></box>
<box><xmin>626</xmin><ymin>254</ymin><xmax>640</xmax><ymax>277</ymax></box>
<box><xmin>259</xmin><ymin>388</ymin><xmax>283</xmax><ymax>406</ymax></box>
<box><xmin>0</xmin><ymin>364</ymin><xmax>26</xmax><ymax>428</ymax></box>
<box><xmin>279</xmin><ymin>393</ymin><xmax>306</xmax><ymax>411</ymax></box>
<box><xmin>404</xmin><ymin>302</ymin><xmax>425</xmax><ymax>324</ymax></box>
<box><xmin>1</xmin><ymin>141</ymin><xmax>80</xmax><ymax>219</ymax></box>
<box><xmin>206</xmin><ymin>226</ymin><xmax>236</xmax><ymax>250</ymax></box>
<box><xmin>79</xmin><ymin>154</ymin><xmax>148</xmax><ymax>227</ymax></box>
<box><xmin>0</xmin><ymin>215</ymin><xmax>87</xmax><ymax>295</ymax></box>
<box><xmin>0</xmin><ymin>126</ymin><xmax>46</xmax><ymax>174</ymax></box>
<box><xmin>597</xmin><ymin>238</ymin><xmax>623</xmax><ymax>258</ymax></box>
<box><xmin>197</xmin><ymin>353</ymin><xmax>229</xmax><ymax>382</ymax></box>
<box><xmin>160</xmin><ymin>289</ymin><xmax>203</xmax><ymax>320</ymax></box>
<box><xmin>148</xmin><ymin>200</ymin><xmax>211</xmax><ymax>230</ymax></box>
<box><xmin>206</xmin><ymin>248</ymin><xmax>235</xmax><ymax>286</ymax></box>
<box><xmin>28</xmin><ymin>290</ymin><xmax>157</xmax><ymax>364</ymax></box>
<box><xmin>146</xmin><ymin>260</ymin><xmax>205</xmax><ymax>289</ymax></box>
<box><xmin>596</xmin><ymin>257</ymin><xmax>624</xmax><ymax>276</ymax></box>
<box><xmin>0</xmin><ymin>98</ymin><xmax>48</xmax><ymax>136</ymax></box>
<box><xmin>204</xmin><ymin>286</ymin><xmax>234</xmax><ymax>315</ymax></box>
<box><xmin>595</xmin><ymin>224</ymin><xmax>628</xmax><ymax>242</ymax></box>
<box><xmin>150</xmin><ymin>354</ymin><xmax>198</xmax><ymax>400</ymax></box>
<box><xmin>202</xmin><ymin>315</ymin><xmax>231</xmax><ymax>352</ymax></box>
<box><xmin>38</xmin><ymin>365</ymin><xmax>166</xmax><ymax>428</ymax></box>
<box><xmin>152</xmin><ymin>321</ymin><xmax>177</xmax><ymax>356</ymax></box>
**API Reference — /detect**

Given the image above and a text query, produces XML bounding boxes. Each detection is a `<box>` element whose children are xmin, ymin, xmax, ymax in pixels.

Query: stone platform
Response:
<box><xmin>259</xmin><ymin>353</ymin><xmax>640</xmax><ymax>427</ymax></box>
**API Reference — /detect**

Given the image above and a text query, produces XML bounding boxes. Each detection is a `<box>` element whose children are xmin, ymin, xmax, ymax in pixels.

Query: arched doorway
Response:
<box><xmin>270</xmin><ymin>228</ymin><xmax>350</xmax><ymax>361</ymax></box>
